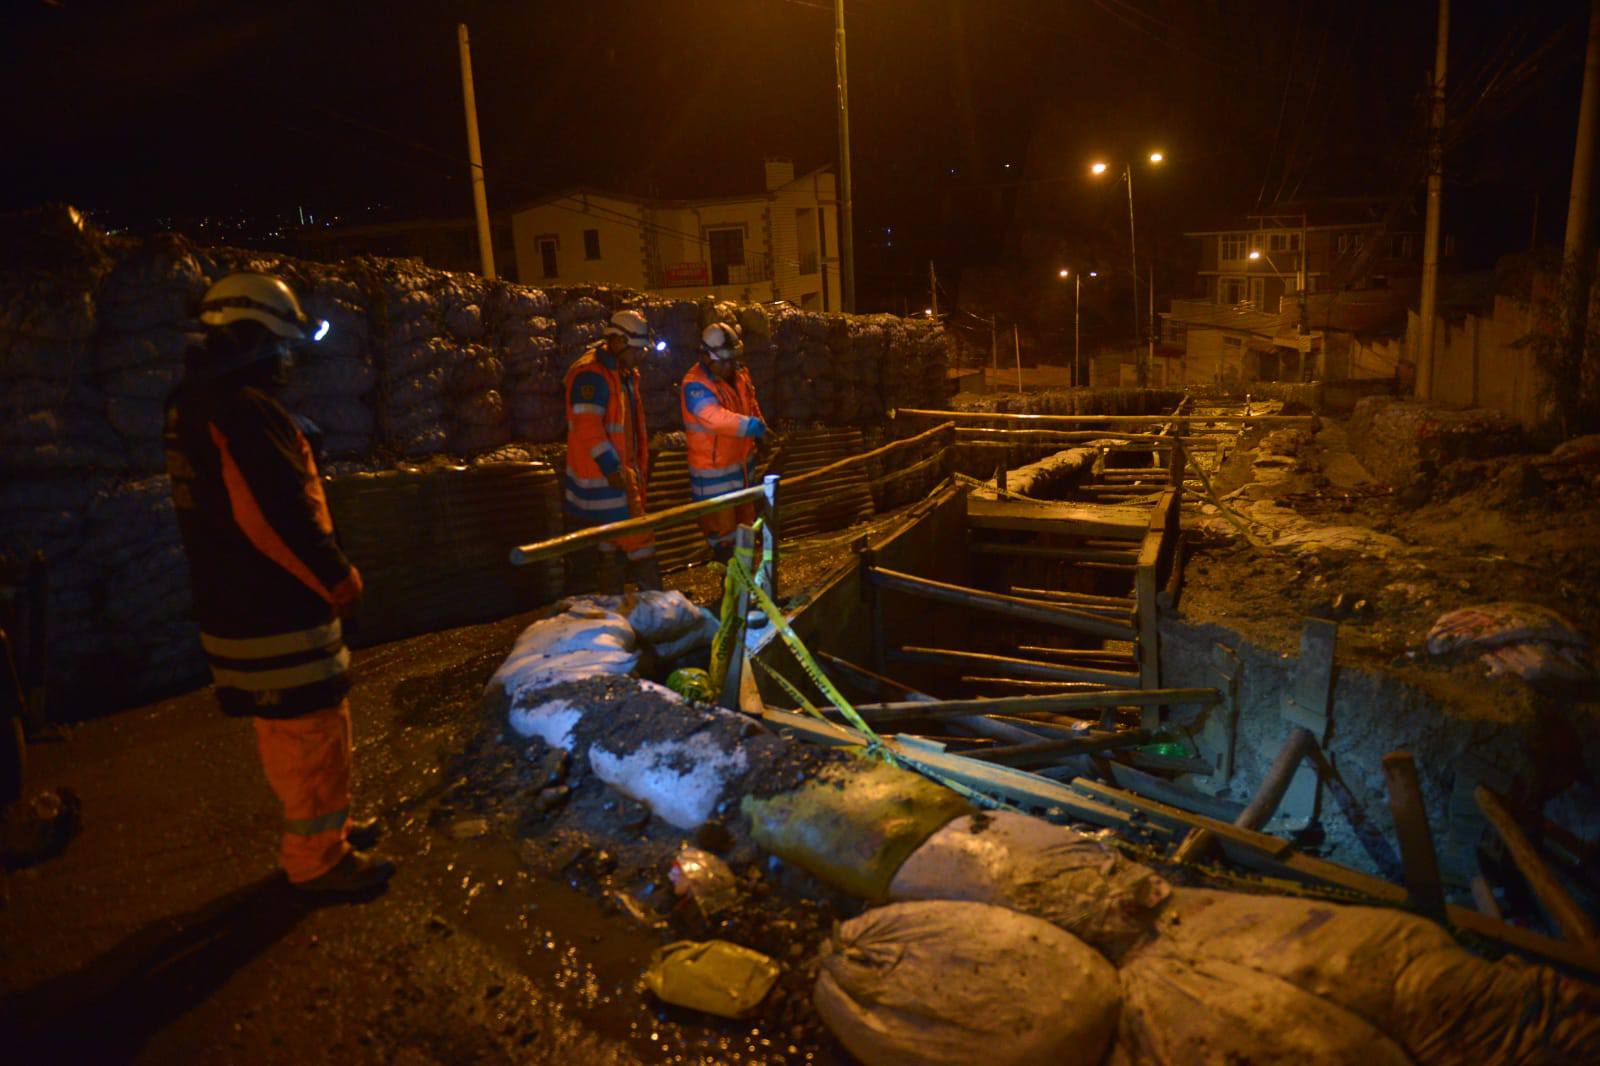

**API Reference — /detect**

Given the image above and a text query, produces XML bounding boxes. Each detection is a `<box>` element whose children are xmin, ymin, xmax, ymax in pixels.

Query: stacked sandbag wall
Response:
<box><xmin>1348</xmin><ymin>396</ymin><xmax>1527</xmax><ymax>487</ymax></box>
<box><xmin>0</xmin><ymin>208</ymin><xmax>952</xmax><ymax>712</ymax></box>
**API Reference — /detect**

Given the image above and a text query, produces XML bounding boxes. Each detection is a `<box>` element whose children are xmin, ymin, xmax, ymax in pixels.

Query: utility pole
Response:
<box><xmin>1126</xmin><ymin>164</ymin><xmax>1143</xmax><ymax>386</ymax></box>
<box><xmin>1300</xmin><ymin>212</ymin><xmax>1312</xmax><ymax>374</ymax></box>
<box><xmin>1074</xmin><ymin>274</ymin><xmax>1082</xmax><ymax>388</ymax></box>
<box><xmin>1148</xmin><ymin>261</ymin><xmax>1156</xmax><ymax>386</ymax></box>
<box><xmin>929</xmin><ymin>261</ymin><xmax>938</xmax><ymax>317</ymax></box>
<box><xmin>1562</xmin><ymin>0</ymin><xmax>1600</xmax><ymax>387</ymax></box>
<box><xmin>834</xmin><ymin>0</ymin><xmax>856</xmax><ymax>312</ymax></box>
<box><xmin>1013</xmin><ymin>323</ymin><xmax>1023</xmax><ymax>392</ymax></box>
<box><xmin>457</xmin><ymin>23</ymin><xmax>496</xmax><ymax>280</ymax></box>
<box><xmin>990</xmin><ymin>314</ymin><xmax>998</xmax><ymax>374</ymax></box>
<box><xmin>1416</xmin><ymin>0</ymin><xmax>1449</xmax><ymax>398</ymax></box>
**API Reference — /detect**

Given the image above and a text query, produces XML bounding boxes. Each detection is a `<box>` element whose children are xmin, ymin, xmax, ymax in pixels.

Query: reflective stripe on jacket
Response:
<box><xmin>165</xmin><ymin>380</ymin><xmax>359</xmax><ymax>719</ymax></box>
<box><xmin>681</xmin><ymin>361</ymin><xmax>764</xmax><ymax>501</ymax></box>
<box><xmin>563</xmin><ymin>345</ymin><xmax>649</xmax><ymax>524</ymax></box>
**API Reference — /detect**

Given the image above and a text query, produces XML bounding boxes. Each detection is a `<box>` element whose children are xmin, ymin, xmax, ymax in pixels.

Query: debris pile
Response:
<box><xmin>1348</xmin><ymin>395</ymin><xmax>1525</xmax><ymax>490</ymax></box>
<box><xmin>0</xmin><ymin>206</ymin><xmax>951</xmax><ymax>708</ymax></box>
<box><xmin>481</xmin><ymin>607</ymin><xmax>1600</xmax><ymax>1063</ymax></box>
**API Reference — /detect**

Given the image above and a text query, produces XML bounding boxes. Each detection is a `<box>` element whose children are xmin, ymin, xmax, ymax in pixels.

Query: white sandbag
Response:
<box><xmin>492</xmin><ymin>600</ymin><xmax>639</xmax><ymax>714</ymax></box>
<box><xmin>889</xmin><ymin>811</ymin><xmax>1171</xmax><ymax>957</ymax></box>
<box><xmin>626</xmin><ymin>590</ymin><xmax>710</xmax><ymax>645</ymax></box>
<box><xmin>814</xmin><ymin>900</ymin><xmax>1119</xmax><ymax>1066</ymax></box>
<box><xmin>1113</xmin><ymin>949</ymin><xmax>1411</xmax><ymax>1066</ymax></box>
<box><xmin>590</xmin><ymin>725</ymin><xmax>749</xmax><ymax>829</ymax></box>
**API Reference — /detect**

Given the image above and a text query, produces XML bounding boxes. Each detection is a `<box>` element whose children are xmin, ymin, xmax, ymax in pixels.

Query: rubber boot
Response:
<box><xmin>294</xmin><ymin>851</ymin><xmax>395</xmax><ymax>902</ymax></box>
<box><xmin>625</xmin><ymin>555</ymin><xmax>663</xmax><ymax>592</ymax></box>
<box><xmin>709</xmin><ymin>543</ymin><xmax>734</xmax><ymax>566</ymax></box>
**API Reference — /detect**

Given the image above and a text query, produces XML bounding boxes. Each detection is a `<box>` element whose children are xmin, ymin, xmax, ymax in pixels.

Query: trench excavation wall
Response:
<box><xmin>0</xmin><ymin>207</ymin><xmax>952</xmax><ymax>712</ymax></box>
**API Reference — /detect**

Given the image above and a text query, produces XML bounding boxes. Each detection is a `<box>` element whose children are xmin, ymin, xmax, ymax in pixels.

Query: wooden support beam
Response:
<box><xmin>1382</xmin><ymin>751</ymin><xmax>1447</xmax><ymax>921</ymax></box>
<box><xmin>1305</xmin><ymin>744</ymin><xmax>1403</xmax><ymax>882</ymax></box>
<box><xmin>967</xmin><ymin>729</ymin><xmax>1145</xmax><ymax>768</ymax></box>
<box><xmin>1476</xmin><ymin>786</ymin><xmax>1600</xmax><ymax>951</ymax></box>
<box><xmin>1007</xmin><ymin>589</ymin><xmax>1129</xmax><ymax>617</ymax></box>
<box><xmin>1015</xmin><ymin>643</ymin><xmax>1137</xmax><ymax>664</ymax></box>
<box><xmin>868</xmin><ymin>566</ymin><xmax>1136</xmax><ymax>640</ymax></box>
<box><xmin>1174</xmin><ymin>727</ymin><xmax>1315</xmax><ymax>865</ymax></box>
<box><xmin>808</xmin><ymin>686</ymin><xmax>1221</xmax><ymax>728</ymax></box>
<box><xmin>961</xmin><ymin>676</ymin><xmax>1108</xmax><ymax>691</ymax></box>
<box><xmin>894</xmin><ymin>645</ymin><xmax>1142</xmax><ymax>687</ymax></box>
<box><xmin>815</xmin><ymin>651</ymin><xmax>935</xmax><ymax>703</ymax></box>
<box><xmin>903</xmin><ymin>407</ymin><xmax>1316</xmax><ymax>426</ymax></box>
<box><xmin>969</xmin><ymin>543</ymin><xmax>1138</xmax><ymax>563</ymax></box>
<box><xmin>1072</xmin><ymin>777</ymin><xmax>1600</xmax><ymax>978</ymax></box>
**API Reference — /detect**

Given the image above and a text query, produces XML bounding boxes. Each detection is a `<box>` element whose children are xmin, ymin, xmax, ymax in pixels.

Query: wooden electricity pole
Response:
<box><xmin>1415</xmin><ymin>0</ymin><xmax>1449</xmax><ymax>398</ymax></box>
<box><xmin>457</xmin><ymin>23</ymin><xmax>496</xmax><ymax>280</ymax></box>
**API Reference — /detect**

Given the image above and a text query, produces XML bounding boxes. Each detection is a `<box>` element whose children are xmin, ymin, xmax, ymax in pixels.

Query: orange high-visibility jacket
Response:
<box><xmin>680</xmin><ymin>361</ymin><xmax>765</xmax><ymax>500</ymax></box>
<box><xmin>563</xmin><ymin>345</ymin><xmax>649</xmax><ymax>524</ymax></box>
<box><xmin>164</xmin><ymin>381</ymin><xmax>362</xmax><ymax>719</ymax></box>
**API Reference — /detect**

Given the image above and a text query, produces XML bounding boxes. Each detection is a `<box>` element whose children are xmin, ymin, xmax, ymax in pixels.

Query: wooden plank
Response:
<box><xmin>1015</xmin><ymin>644</ymin><xmax>1137</xmax><ymax>664</ymax></box>
<box><xmin>966</xmin><ymin>497</ymin><xmax>1149</xmax><ymax>541</ymax></box>
<box><xmin>1477</xmin><ymin>786</ymin><xmax>1600</xmax><ymax>951</ymax></box>
<box><xmin>967</xmin><ymin>729</ymin><xmax>1145</xmax><ymax>768</ymax></box>
<box><xmin>1382</xmin><ymin>751</ymin><xmax>1447</xmax><ymax>921</ymax></box>
<box><xmin>904</xmin><ymin>407</ymin><xmax>1315</xmax><ymax>426</ymax></box>
<box><xmin>807</xmin><ymin>686</ymin><xmax>1221</xmax><ymax>728</ymax></box>
<box><xmin>894</xmin><ymin>645</ymin><xmax>1142</xmax><ymax>687</ymax></box>
<box><xmin>869</xmin><ymin>566</ymin><xmax>1136</xmax><ymax>640</ymax></box>
<box><xmin>969</xmin><ymin>543</ymin><xmax>1138</xmax><ymax>563</ymax></box>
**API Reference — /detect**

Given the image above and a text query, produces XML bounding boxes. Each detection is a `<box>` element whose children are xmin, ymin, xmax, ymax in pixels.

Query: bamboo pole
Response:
<box><xmin>510</xmin><ymin>484</ymin><xmax>765</xmax><ymax>565</ymax></box>
<box><xmin>786</xmin><ymin>421</ymin><xmax>953</xmax><ymax>488</ymax></box>
<box><xmin>895</xmin><ymin>645</ymin><xmax>1140</xmax><ymax>686</ymax></box>
<box><xmin>1174</xmin><ymin>727</ymin><xmax>1315</xmax><ymax>865</ymax></box>
<box><xmin>968</xmin><ymin>729</ymin><xmax>1145</xmax><ymax>767</ymax></box>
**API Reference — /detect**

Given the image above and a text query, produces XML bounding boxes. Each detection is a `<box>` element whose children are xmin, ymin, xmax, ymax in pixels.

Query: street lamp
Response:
<box><xmin>1091</xmin><ymin>151</ymin><xmax>1165</xmax><ymax>385</ymax></box>
<box><xmin>1057</xmin><ymin>267</ymin><xmax>1099</xmax><ymax>387</ymax></box>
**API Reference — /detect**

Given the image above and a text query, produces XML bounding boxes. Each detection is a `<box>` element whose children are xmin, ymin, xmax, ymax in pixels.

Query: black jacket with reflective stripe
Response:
<box><xmin>164</xmin><ymin>379</ymin><xmax>356</xmax><ymax>718</ymax></box>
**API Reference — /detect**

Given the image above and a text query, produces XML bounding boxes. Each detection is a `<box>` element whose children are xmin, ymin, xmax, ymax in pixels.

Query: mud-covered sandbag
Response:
<box><xmin>1113</xmin><ymin>949</ymin><xmax>1411</xmax><ymax>1065</ymax></box>
<box><xmin>1148</xmin><ymin>887</ymin><xmax>1600</xmax><ymax>1063</ymax></box>
<box><xmin>815</xmin><ymin>900</ymin><xmax>1119</xmax><ymax>1066</ymax></box>
<box><xmin>493</xmin><ymin>600</ymin><xmax>639</xmax><ymax>728</ymax></box>
<box><xmin>743</xmin><ymin>756</ymin><xmax>972</xmax><ymax>900</ymax></box>
<box><xmin>1426</xmin><ymin>602</ymin><xmax>1585</xmax><ymax>654</ymax></box>
<box><xmin>1390</xmin><ymin>943</ymin><xmax>1600</xmax><ymax>1063</ymax></box>
<box><xmin>889</xmin><ymin>811</ymin><xmax>1171</xmax><ymax>957</ymax></box>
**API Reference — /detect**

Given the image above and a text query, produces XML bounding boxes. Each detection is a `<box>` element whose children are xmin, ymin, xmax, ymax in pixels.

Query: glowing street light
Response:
<box><xmin>1059</xmin><ymin>268</ymin><xmax>1070</xmax><ymax>278</ymax></box>
<box><xmin>1248</xmin><ymin>249</ymin><xmax>1262</xmax><ymax>261</ymax></box>
<box><xmin>1056</xmin><ymin>265</ymin><xmax>1099</xmax><ymax>386</ymax></box>
<box><xmin>1088</xmin><ymin>151</ymin><xmax>1170</xmax><ymax>386</ymax></box>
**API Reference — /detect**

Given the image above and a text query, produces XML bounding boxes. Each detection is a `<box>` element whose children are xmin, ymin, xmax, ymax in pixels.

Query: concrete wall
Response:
<box><xmin>1408</xmin><ymin>296</ymin><xmax>1545</xmax><ymax>425</ymax></box>
<box><xmin>512</xmin><ymin>191</ymin><xmax>650</xmax><ymax>289</ymax></box>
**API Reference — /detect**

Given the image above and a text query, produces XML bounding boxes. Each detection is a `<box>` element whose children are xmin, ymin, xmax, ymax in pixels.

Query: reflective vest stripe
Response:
<box><xmin>200</xmin><ymin>620</ymin><xmax>343</xmax><ymax>659</ymax></box>
<box><xmin>284</xmin><ymin>806</ymin><xmax>348</xmax><ymax>836</ymax></box>
<box><xmin>564</xmin><ymin>471</ymin><xmax>613</xmax><ymax>489</ymax></box>
<box><xmin>211</xmin><ymin>646</ymin><xmax>351</xmax><ymax>692</ymax></box>
<box><xmin>563</xmin><ymin>490</ymin><xmax>630</xmax><ymax>515</ymax></box>
<box><xmin>571</xmin><ymin>402</ymin><xmax>605</xmax><ymax>415</ymax></box>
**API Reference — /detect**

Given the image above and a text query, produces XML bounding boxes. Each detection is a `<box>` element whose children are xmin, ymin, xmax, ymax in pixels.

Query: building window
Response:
<box><xmin>706</xmin><ymin>226</ymin><xmax>746</xmax><ymax>285</ymax></box>
<box><xmin>1220</xmin><ymin>233</ymin><xmax>1245</xmax><ymax>261</ymax></box>
<box><xmin>1269</xmin><ymin>232</ymin><xmax>1301</xmax><ymax>253</ymax></box>
<box><xmin>1221</xmin><ymin>278</ymin><xmax>1246</xmax><ymax>305</ymax></box>
<box><xmin>538</xmin><ymin>236</ymin><xmax>559</xmax><ymax>279</ymax></box>
<box><xmin>583</xmin><ymin>229</ymin><xmax>601</xmax><ymax>260</ymax></box>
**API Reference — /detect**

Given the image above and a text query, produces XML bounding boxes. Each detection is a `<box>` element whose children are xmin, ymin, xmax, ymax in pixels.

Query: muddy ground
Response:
<box><xmin>1</xmin><ymin>538</ymin><xmax>863</xmax><ymax>1064</ymax></box>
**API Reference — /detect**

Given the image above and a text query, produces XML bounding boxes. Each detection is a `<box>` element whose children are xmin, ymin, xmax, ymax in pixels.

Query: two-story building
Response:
<box><xmin>1161</xmin><ymin>200</ymin><xmax>1429</xmax><ymax>385</ymax></box>
<box><xmin>510</xmin><ymin>159</ymin><xmax>842</xmax><ymax>309</ymax></box>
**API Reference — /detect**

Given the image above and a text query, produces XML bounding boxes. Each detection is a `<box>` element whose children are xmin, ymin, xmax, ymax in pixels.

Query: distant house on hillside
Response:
<box><xmin>509</xmin><ymin>159</ymin><xmax>841</xmax><ymax>309</ymax></box>
<box><xmin>1160</xmin><ymin>199</ymin><xmax>1445</xmax><ymax>386</ymax></box>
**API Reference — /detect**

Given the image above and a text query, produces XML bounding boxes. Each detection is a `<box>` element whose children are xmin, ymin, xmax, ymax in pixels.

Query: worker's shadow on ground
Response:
<box><xmin>1</xmin><ymin>873</ymin><xmax>323</xmax><ymax>1060</ymax></box>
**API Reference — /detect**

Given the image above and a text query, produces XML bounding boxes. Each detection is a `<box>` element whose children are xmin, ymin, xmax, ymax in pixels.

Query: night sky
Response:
<box><xmin>4</xmin><ymin>0</ymin><xmax>1591</xmax><ymax>312</ymax></box>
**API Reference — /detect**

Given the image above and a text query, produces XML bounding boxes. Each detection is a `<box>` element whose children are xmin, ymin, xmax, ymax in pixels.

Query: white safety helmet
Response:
<box><xmin>603</xmin><ymin>308</ymin><xmax>652</xmax><ymax>348</ymax></box>
<box><xmin>701</xmin><ymin>321</ymin><xmax>741</xmax><ymax>360</ymax></box>
<box><xmin>198</xmin><ymin>272</ymin><xmax>322</xmax><ymax>342</ymax></box>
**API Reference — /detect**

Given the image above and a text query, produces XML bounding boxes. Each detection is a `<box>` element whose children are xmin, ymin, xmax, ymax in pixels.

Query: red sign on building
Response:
<box><xmin>664</xmin><ymin>262</ymin><xmax>709</xmax><ymax>286</ymax></box>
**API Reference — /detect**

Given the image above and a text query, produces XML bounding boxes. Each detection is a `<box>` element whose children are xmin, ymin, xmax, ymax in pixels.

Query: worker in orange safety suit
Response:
<box><xmin>164</xmin><ymin>272</ymin><xmax>393</xmax><ymax>900</ymax></box>
<box><xmin>681</xmin><ymin>321</ymin><xmax>769</xmax><ymax>563</ymax></box>
<box><xmin>563</xmin><ymin>308</ymin><xmax>662</xmax><ymax>593</ymax></box>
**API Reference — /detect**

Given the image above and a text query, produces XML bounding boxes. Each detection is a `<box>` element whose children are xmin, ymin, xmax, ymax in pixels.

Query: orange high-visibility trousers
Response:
<box><xmin>607</xmin><ymin>468</ymin><xmax>655</xmax><ymax>560</ymax></box>
<box><xmin>253</xmin><ymin>701</ymin><xmax>352</xmax><ymax>883</ymax></box>
<box><xmin>696</xmin><ymin>500</ymin><xmax>757</xmax><ymax>548</ymax></box>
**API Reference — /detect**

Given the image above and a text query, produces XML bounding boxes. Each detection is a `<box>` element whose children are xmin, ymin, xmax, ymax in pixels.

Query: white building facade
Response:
<box><xmin>511</xmin><ymin>159</ymin><xmax>842</xmax><ymax>310</ymax></box>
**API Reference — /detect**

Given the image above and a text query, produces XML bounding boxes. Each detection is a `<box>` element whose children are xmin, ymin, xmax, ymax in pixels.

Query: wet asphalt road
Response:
<box><xmin>0</xmin><ymin>558</ymin><xmax>847</xmax><ymax>1064</ymax></box>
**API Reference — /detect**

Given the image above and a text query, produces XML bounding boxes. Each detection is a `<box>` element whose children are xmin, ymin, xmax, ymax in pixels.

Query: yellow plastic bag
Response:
<box><xmin>642</xmin><ymin>940</ymin><xmax>780</xmax><ymax>1019</ymax></box>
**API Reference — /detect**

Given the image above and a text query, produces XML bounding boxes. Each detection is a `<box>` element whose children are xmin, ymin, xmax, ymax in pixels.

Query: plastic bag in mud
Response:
<box><xmin>814</xmin><ymin>900</ymin><xmax>1119</xmax><ymax>1066</ymax></box>
<box><xmin>643</xmin><ymin>939</ymin><xmax>779</xmax><ymax>1019</ymax></box>
<box><xmin>889</xmin><ymin>811</ymin><xmax>1171</xmax><ymax>957</ymax></box>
